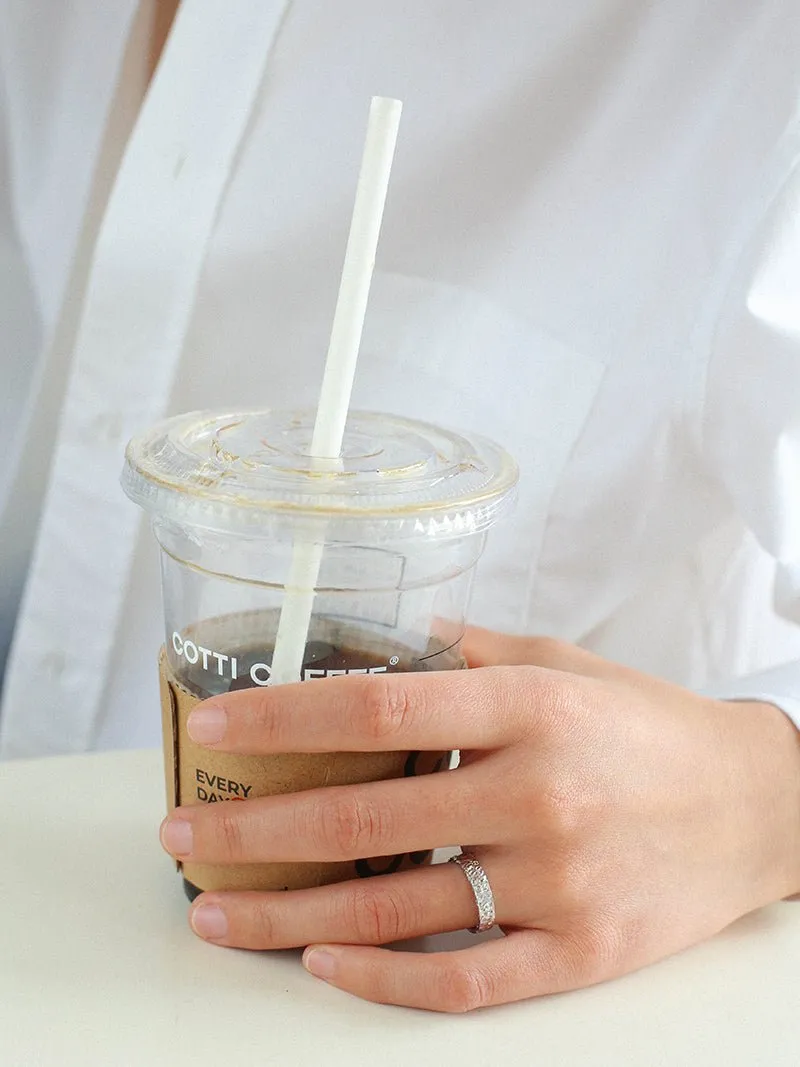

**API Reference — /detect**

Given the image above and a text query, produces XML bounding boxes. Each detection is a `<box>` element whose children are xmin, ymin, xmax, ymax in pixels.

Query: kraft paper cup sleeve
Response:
<box><xmin>157</xmin><ymin>647</ymin><xmax>448</xmax><ymax>893</ymax></box>
<box><xmin>159</xmin><ymin>649</ymin><xmax>188</xmax><ymax>872</ymax></box>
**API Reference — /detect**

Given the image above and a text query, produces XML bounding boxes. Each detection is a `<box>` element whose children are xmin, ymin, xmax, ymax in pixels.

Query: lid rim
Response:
<box><xmin>122</xmin><ymin>408</ymin><xmax>518</xmax><ymax>541</ymax></box>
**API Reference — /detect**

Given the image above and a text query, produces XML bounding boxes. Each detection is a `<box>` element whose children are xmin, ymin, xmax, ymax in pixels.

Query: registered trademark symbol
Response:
<box><xmin>389</xmin><ymin>655</ymin><xmax>400</xmax><ymax>666</ymax></box>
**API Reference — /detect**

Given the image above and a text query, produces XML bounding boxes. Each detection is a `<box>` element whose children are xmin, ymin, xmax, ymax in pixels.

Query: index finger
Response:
<box><xmin>184</xmin><ymin>666</ymin><xmax>551</xmax><ymax>755</ymax></box>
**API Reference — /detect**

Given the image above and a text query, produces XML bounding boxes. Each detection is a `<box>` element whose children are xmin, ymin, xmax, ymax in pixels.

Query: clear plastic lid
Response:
<box><xmin>122</xmin><ymin>409</ymin><xmax>518</xmax><ymax>541</ymax></box>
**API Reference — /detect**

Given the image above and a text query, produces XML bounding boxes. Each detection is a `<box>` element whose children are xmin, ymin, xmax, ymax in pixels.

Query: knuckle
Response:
<box><xmin>510</xmin><ymin>665</ymin><xmax>574</xmax><ymax>741</ymax></box>
<box><xmin>570</xmin><ymin>921</ymin><xmax>624</xmax><ymax>984</ymax></box>
<box><xmin>250</xmin><ymin>899</ymin><xmax>278</xmax><ymax>946</ymax></box>
<box><xmin>545</xmin><ymin>854</ymin><xmax>591</xmax><ymax>914</ymax></box>
<box><xmin>325</xmin><ymin>792</ymin><xmax>388</xmax><ymax>857</ymax></box>
<box><xmin>359</xmin><ymin>675</ymin><xmax>415</xmax><ymax>742</ymax></box>
<box><xmin>538</xmin><ymin>783</ymin><xmax>582</xmax><ymax>845</ymax></box>
<box><xmin>249</xmin><ymin>692</ymin><xmax>282</xmax><ymax>746</ymax></box>
<box><xmin>213</xmin><ymin>809</ymin><xmax>245</xmax><ymax>860</ymax></box>
<box><xmin>438</xmin><ymin>964</ymin><xmax>493</xmax><ymax>1014</ymax></box>
<box><xmin>347</xmin><ymin>884</ymin><xmax>408</xmax><ymax>945</ymax></box>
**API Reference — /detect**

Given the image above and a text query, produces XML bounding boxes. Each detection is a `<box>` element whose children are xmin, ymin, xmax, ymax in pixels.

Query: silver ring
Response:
<box><xmin>449</xmin><ymin>853</ymin><xmax>497</xmax><ymax>933</ymax></box>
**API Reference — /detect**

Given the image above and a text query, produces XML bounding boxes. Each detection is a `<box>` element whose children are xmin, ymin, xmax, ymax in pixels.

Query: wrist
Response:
<box><xmin>722</xmin><ymin>699</ymin><xmax>800</xmax><ymax>903</ymax></box>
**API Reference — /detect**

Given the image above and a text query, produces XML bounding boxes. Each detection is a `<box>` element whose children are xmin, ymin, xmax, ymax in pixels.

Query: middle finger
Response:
<box><xmin>160</xmin><ymin>764</ymin><xmax>507</xmax><ymax>865</ymax></box>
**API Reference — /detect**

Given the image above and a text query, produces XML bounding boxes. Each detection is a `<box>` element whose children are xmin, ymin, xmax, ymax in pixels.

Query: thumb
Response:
<box><xmin>462</xmin><ymin>626</ymin><xmax>637</xmax><ymax>684</ymax></box>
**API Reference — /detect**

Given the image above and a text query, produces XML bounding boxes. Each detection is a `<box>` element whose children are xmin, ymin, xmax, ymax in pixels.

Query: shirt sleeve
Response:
<box><xmin>702</xmin><ymin>134</ymin><xmax>800</xmax><ymax>730</ymax></box>
<box><xmin>704</xmin><ymin>662</ymin><xmax>800</xmax><ymax>730</ymax></box>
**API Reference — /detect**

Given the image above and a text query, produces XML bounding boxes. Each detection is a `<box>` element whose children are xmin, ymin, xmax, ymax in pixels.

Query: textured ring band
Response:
<box><xmin>449</xmin><ymin>853</ymin><xmax>497</xmax><ymax>933</ymax></box>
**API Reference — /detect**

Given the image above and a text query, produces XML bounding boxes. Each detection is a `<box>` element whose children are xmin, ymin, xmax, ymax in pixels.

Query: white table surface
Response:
<box><xmin>1</xmin><ymin>749</ymin><xmax>798</xmax><ymax>1066</ymax></box>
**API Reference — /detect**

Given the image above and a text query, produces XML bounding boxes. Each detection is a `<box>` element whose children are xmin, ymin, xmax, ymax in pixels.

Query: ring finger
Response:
<box><xmin>188</xmin><ymin>854</ymin><xmax>512</xmax><ymax>950</ymax></box>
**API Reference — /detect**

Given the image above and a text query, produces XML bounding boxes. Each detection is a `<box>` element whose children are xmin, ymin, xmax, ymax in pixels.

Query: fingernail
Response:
<box><xmin>303</xmin><ymin>948</ymin><xmax>338</xmax><ymax>980</ymax></box>
<box><xmin>191</xmin><ymin>904</ymin><xmax>228</xmax><ymax>940</ymax></box>
<box><xmin>161</xmin><ymin>817</ymin><xmax>193</xmax><ymax>856</ymax></box>
<box><xmin>187</xmin><ymin>705</ymin><xmax>227</xmax><ymax>744</ymax></box>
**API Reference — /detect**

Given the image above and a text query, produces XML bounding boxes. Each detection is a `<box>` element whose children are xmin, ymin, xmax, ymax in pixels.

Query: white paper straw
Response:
<box><xmin>269</xmin><ymin>96</ymin><xmax>403</xmax><ymax>685</ymax></box>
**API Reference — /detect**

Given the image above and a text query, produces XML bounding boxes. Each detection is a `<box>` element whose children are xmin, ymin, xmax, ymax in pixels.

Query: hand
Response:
<box><xmin>160</xmin><ymin>628</ymin><xmax>800</xmax><ymax>1012</ymax></box>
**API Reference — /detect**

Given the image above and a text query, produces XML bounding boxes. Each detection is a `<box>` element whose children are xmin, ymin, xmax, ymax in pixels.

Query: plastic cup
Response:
<box><xmin>122</xmin><ymin>408</ymin><xmax>517</xmax><ymax>897</ymax></box>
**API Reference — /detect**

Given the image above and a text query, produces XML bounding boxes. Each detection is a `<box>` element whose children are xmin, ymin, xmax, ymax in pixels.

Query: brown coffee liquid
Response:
<box><xmin>180</xmin><ymin>637</ymin><xmax>458</xmax><ymax>901</ymax></box>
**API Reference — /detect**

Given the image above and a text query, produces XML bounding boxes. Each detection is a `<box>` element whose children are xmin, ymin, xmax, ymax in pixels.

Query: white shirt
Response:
<box><xmin>1</xmin><ymin>0</ymin><xmax>800</xmax><ymax>757</ymax></box>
